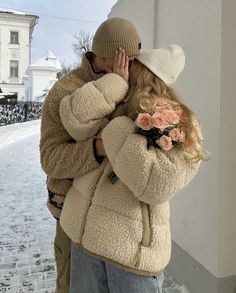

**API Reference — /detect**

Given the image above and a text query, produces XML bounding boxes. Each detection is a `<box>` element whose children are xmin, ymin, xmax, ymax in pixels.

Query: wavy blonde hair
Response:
<box><xmin>123</xmin><ymin>60</ymin><xmax>208</xmax><ymax>164</ymax></box>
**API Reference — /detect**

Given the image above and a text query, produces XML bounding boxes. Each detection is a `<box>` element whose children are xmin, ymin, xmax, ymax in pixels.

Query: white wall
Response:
<box><xmin>0</xmin><ymin>28</ymin><xmax>2</xmax><ymax>81</ymax></box>
<box><xmin>26</xmin><ymin>68</ymin><xmax>58</xmax><ymax>102</ymax></box>
<box><xmin>109</xmin><ymin>0</ymin><xmax>236</xmax><ymax>279</ymax></box>
<box><xmin>31</xmin><ymin>70</ymin><xmax>53</xmax><ymax>99</ymax></box>
<box><xmin>0</xmin><ymin>25</ymin><xmax>12</xmax><ymax>82</ymax></box>
<box><xmin>0</xmin><ymin>83</ymin><xmax>25</xmax><ymax>101</ymax></box>
<box><xmin>155</xmin><ymin>0</ymin><xmax>221</xmax><ymax>277</ymax></box>
<box><xmin>219</xmin><ymin>0</ymin><xmax>236</xmax><ymax>277</ymax></box>
<box><xmin>108</xmin><ymin>0</ymin><xmax>155</xmax><ymax>50</ymax></box>
<box><xmin>0</xmin><ymin>18</ymin><xmax>30</xmax><ymax>82</ymax></box>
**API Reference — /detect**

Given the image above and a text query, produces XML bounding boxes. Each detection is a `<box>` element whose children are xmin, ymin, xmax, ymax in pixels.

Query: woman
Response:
<box><xmin>59</xmin><ymin>45</ymin><xmax>206</xmax><ymax>292</ymax></box>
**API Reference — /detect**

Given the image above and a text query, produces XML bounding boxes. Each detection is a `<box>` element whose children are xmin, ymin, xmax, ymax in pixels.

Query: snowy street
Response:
<box><xmin>0</xmin><ymin>120</ymin><xmax>56</xmax><ymax>292</ymax></box>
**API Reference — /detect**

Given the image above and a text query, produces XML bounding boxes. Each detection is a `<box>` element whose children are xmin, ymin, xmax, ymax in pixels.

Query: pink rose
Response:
<box><xmin>169</xmin><ymin>128</ymin><xmax>181</xmax><ymax>141</ymax></box>
<box><xmin>165</xmin><ymin>110</ymin><xmax>179</xmax><ymax>125</ymax></box>
<box><xmin>135</xmin><ymin>113</ymin><xmax>153</xmax><ymax>130</ymax></box>
<box><xmin>157</xmin><ymin>135</ymin><xmax>173</xmax><ymax>150</ymax></box>
<box><xmin>152</xmin><ymin>112</ymin><xmax>169</xmax><ymax>130</ymax></box>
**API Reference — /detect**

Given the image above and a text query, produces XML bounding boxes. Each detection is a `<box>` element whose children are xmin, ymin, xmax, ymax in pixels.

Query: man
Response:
<box><xmin>40</xmin><ymin>17</ymin><xmax>141</xmax><ymax>293</ymax></box>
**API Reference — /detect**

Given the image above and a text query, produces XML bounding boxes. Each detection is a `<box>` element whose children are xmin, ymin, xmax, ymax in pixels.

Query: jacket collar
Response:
<box><xmin>77</xmin><ymin>52</ymin><xmax>105</xmax><ymax>83</ymax></box>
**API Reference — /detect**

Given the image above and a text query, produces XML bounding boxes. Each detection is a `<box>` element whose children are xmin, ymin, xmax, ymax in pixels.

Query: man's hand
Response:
<box><xmin>95</xmin><ymin>130</ymin><xmax>106</xmax><ymax>157</ymax></box>
<box><xmin>113</xmin><ymin>47</ymin><xmax>129</xmax><ymax>82</ymax></box>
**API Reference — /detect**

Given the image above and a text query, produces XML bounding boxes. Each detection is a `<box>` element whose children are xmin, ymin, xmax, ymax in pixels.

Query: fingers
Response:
<box><xmin>117</xmin><ymin>48</ymin><xmax>123</xmax><ymax>67</ymax></box>
<box><xmin>113</xmin><ymin>49</ymin><xmax>119</xmax><ymax>70</ymax></box>
<box><xmin>106</xmin><ymin>68</ymin><xmax>112</xmax><ymax>73</ymax></box>
<box><xmin>114</xmin><ymin>47</ymin><xmax>126</xmax><ymax>69</ymax></box>
<box><xmin>120</xmin><ymin>49</ymin><xmax>126</xmax><ymax>68</ymax></box>
<box><xmin>113</xmin><ymin>47</ymin><xmax>129</xmax><ymax>82</ymax></box>
<box><xmin>125</xmin><ymin>55</ymin><xmax>129</xmax><ymax>72</ymax></box>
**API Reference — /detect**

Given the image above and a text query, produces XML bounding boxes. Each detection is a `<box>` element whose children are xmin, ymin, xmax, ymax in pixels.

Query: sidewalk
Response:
<box><xmin>0</xmin><ymin>123</ymin><xmax>56</xmax><ymax>292</ymax></box>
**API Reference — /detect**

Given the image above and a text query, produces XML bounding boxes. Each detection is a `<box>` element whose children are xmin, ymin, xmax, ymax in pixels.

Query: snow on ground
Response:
<box><xmin>0</xmin><ymin>8</ymin><xmax>32</xmax><ymax>16</ymax></box>
<box><xmin>0</xmin><ymin>120</ymin><xmax>41</xmax><ymax>150</ymax></box>
<box><xmin>0</xmin><ymin>120</ymin><xmax>189</xmax><ymax>293</ymax></box>
<box><xmin>0</xmin><ymin>120</ymin><xmax>56</xmax><ymax>292</ymax></box>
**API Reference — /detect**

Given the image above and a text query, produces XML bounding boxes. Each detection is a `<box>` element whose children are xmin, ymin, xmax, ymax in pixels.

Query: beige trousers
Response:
<box><xmin>54</xmin><ymin>221</ymin><xmax>71</xmax><ymax>293</ymax></box>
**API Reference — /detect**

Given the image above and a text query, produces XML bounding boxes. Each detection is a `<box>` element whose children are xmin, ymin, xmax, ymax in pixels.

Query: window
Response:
<box><xmin>10</xmin><ymin>31</ymin><xmax>19</xmax><ymax>44</ymax></box>
<box><xmin>10</xmin><ymin>60</ymin><xmax>19</xmax><ymax>78</ymax></box>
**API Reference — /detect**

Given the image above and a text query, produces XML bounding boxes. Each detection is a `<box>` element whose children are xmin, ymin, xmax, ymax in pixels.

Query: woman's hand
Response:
<box><xmin>113</xmin><ymin>47</ymin><xmax>129</xmax><ymax>82</ymax></box>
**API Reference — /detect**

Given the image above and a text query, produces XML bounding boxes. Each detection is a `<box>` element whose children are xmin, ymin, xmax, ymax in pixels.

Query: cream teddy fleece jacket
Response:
<box><xmin>59</xmin><ymin>73</ymin><xmax>201</xmax><ymax>276</ymax></box>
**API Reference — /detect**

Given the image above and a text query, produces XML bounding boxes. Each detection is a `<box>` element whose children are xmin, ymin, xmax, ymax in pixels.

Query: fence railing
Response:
<box><xmin>0</xmin><ymin>102</ymin><xmax>43</xmax><ymax>127</ymax></box>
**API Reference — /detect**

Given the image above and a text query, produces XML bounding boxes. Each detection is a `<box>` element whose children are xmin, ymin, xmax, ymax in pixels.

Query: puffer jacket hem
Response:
<box><xmin>76</xmin><ymin>243</ymin><xmax>165</xmax><ymax>277</ymax></box>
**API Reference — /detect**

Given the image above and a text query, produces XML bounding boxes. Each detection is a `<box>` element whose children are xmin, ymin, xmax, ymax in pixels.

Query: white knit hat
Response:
<box><xmin>136</xmin><ymin>44</ymin><xmax>185</xmax><ymax>85</ymax></box>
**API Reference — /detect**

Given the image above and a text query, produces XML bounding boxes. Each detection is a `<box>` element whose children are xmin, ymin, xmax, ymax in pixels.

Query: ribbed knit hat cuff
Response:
<box><xmin>92</xmin><ymin>39</ymin><xmax>141</xmax><ymax>58</ymax></box>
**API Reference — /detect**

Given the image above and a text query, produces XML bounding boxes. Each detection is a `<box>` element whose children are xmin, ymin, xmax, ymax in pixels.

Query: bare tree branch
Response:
<box><xmin>57</xmin><ymin>31</ymin><xmax>93</xmax><ymax>78</ymax></box>
<box><xmin>72</xmin><ymin>30</ymin><xmax>93</xmax><ymax>61</ymax></box>
<box><xmin>57</xmin><ymin>62</ymin><xmax>76</xmax><ymax>79</ymax></box>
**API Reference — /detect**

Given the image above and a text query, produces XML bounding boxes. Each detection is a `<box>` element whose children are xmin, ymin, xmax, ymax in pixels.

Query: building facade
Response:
<box><xmin>0</xmin><ymin>9</ymin><xmax>38</xmax><ymax>101</ymax></box>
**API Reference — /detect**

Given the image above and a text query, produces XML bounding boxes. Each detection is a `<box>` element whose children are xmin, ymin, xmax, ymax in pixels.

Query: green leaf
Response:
<box><xmin>174</xmin><ymin>123</ymin><xmax>180</xmax><ymax>128</ymax></box>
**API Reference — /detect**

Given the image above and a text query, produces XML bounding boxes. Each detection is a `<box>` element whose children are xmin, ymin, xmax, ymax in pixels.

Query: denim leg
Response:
<box><xmin>70</xmin><ymin>243</ymin><xmax>109</xmax><ymax>293</ymax></box>
<box><xmin>106</xmin><ymin>262</ymin><xmax>164</xmax><ymax>293</ymax></box>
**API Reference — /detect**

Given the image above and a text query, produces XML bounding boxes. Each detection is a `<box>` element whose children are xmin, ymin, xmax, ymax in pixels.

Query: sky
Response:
<box><xmin>0</xmin><ymin>0</ymin><xmax>117</xmax><ymax>65</ymax></box>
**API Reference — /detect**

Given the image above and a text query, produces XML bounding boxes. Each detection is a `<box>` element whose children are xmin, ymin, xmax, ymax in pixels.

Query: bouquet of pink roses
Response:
<box><xmin>135</xmin><ymin>97</ymin><xmax>185</xmax><ymax>150</ymax></box>
<box><xmin>108</xmin><ymin>97</ymin><xmax>186</xmax><ymax>184</ymax></box>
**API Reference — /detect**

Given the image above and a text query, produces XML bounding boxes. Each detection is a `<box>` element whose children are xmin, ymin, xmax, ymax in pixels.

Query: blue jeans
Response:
<box><xmin>70</xmin><ymin>243</ymin><xmax>164</xmax><ymax>293</ymax></box>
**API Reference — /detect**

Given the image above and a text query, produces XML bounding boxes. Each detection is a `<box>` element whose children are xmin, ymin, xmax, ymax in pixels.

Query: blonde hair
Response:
<box><xmin>123</xmin><ymin>60</ymin><xmax>208</xmax><ymax>164</ymax></box>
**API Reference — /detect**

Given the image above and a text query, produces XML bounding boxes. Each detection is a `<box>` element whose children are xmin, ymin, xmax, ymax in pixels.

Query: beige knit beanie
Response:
<box><xmin>136</xmin><ymin>44</ymin><xmax>185</xmax><ymax>85</ymax></box>
<box><xmin>92</xmin><ymin>17</ymin><xmax>141</xmax><ymax>58</ymax></box>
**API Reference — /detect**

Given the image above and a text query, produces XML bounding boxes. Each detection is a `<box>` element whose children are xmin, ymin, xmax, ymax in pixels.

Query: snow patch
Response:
<box><xmin>0</xmin><ymin>120</ymin><xmax>41</xmax><ymax>150</ymax></box>
<box><xmin>0</xmin><ymin>8</ymin><xmax>28</xmax><ymax>15</ymax></box>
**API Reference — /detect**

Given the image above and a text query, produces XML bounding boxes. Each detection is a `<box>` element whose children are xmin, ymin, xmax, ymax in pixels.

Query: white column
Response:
<box><xmin>218</xmin><ymin>0</ymin><xmax>236</xmax><ymax>277</ymax></box>
<box><xmin>108</xmin><ymin>0</ymin><xmax>155</xmax><ymax>50</ymax></box>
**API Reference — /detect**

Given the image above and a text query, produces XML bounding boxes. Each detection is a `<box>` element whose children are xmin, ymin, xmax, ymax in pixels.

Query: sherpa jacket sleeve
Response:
<box><xmin>40</xmin><ymin>82</ymin><xmax>100</xmax><ymax>179</ymax></box>
<box><xmin>101</xmin><ymin>116</ymin><xmax>201</xmax><ymax>205</ymax></box>
<box><xmin>59</xmin><ymin>73</ymin><xmax>129</xmax><ymax>141</ymax></box>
